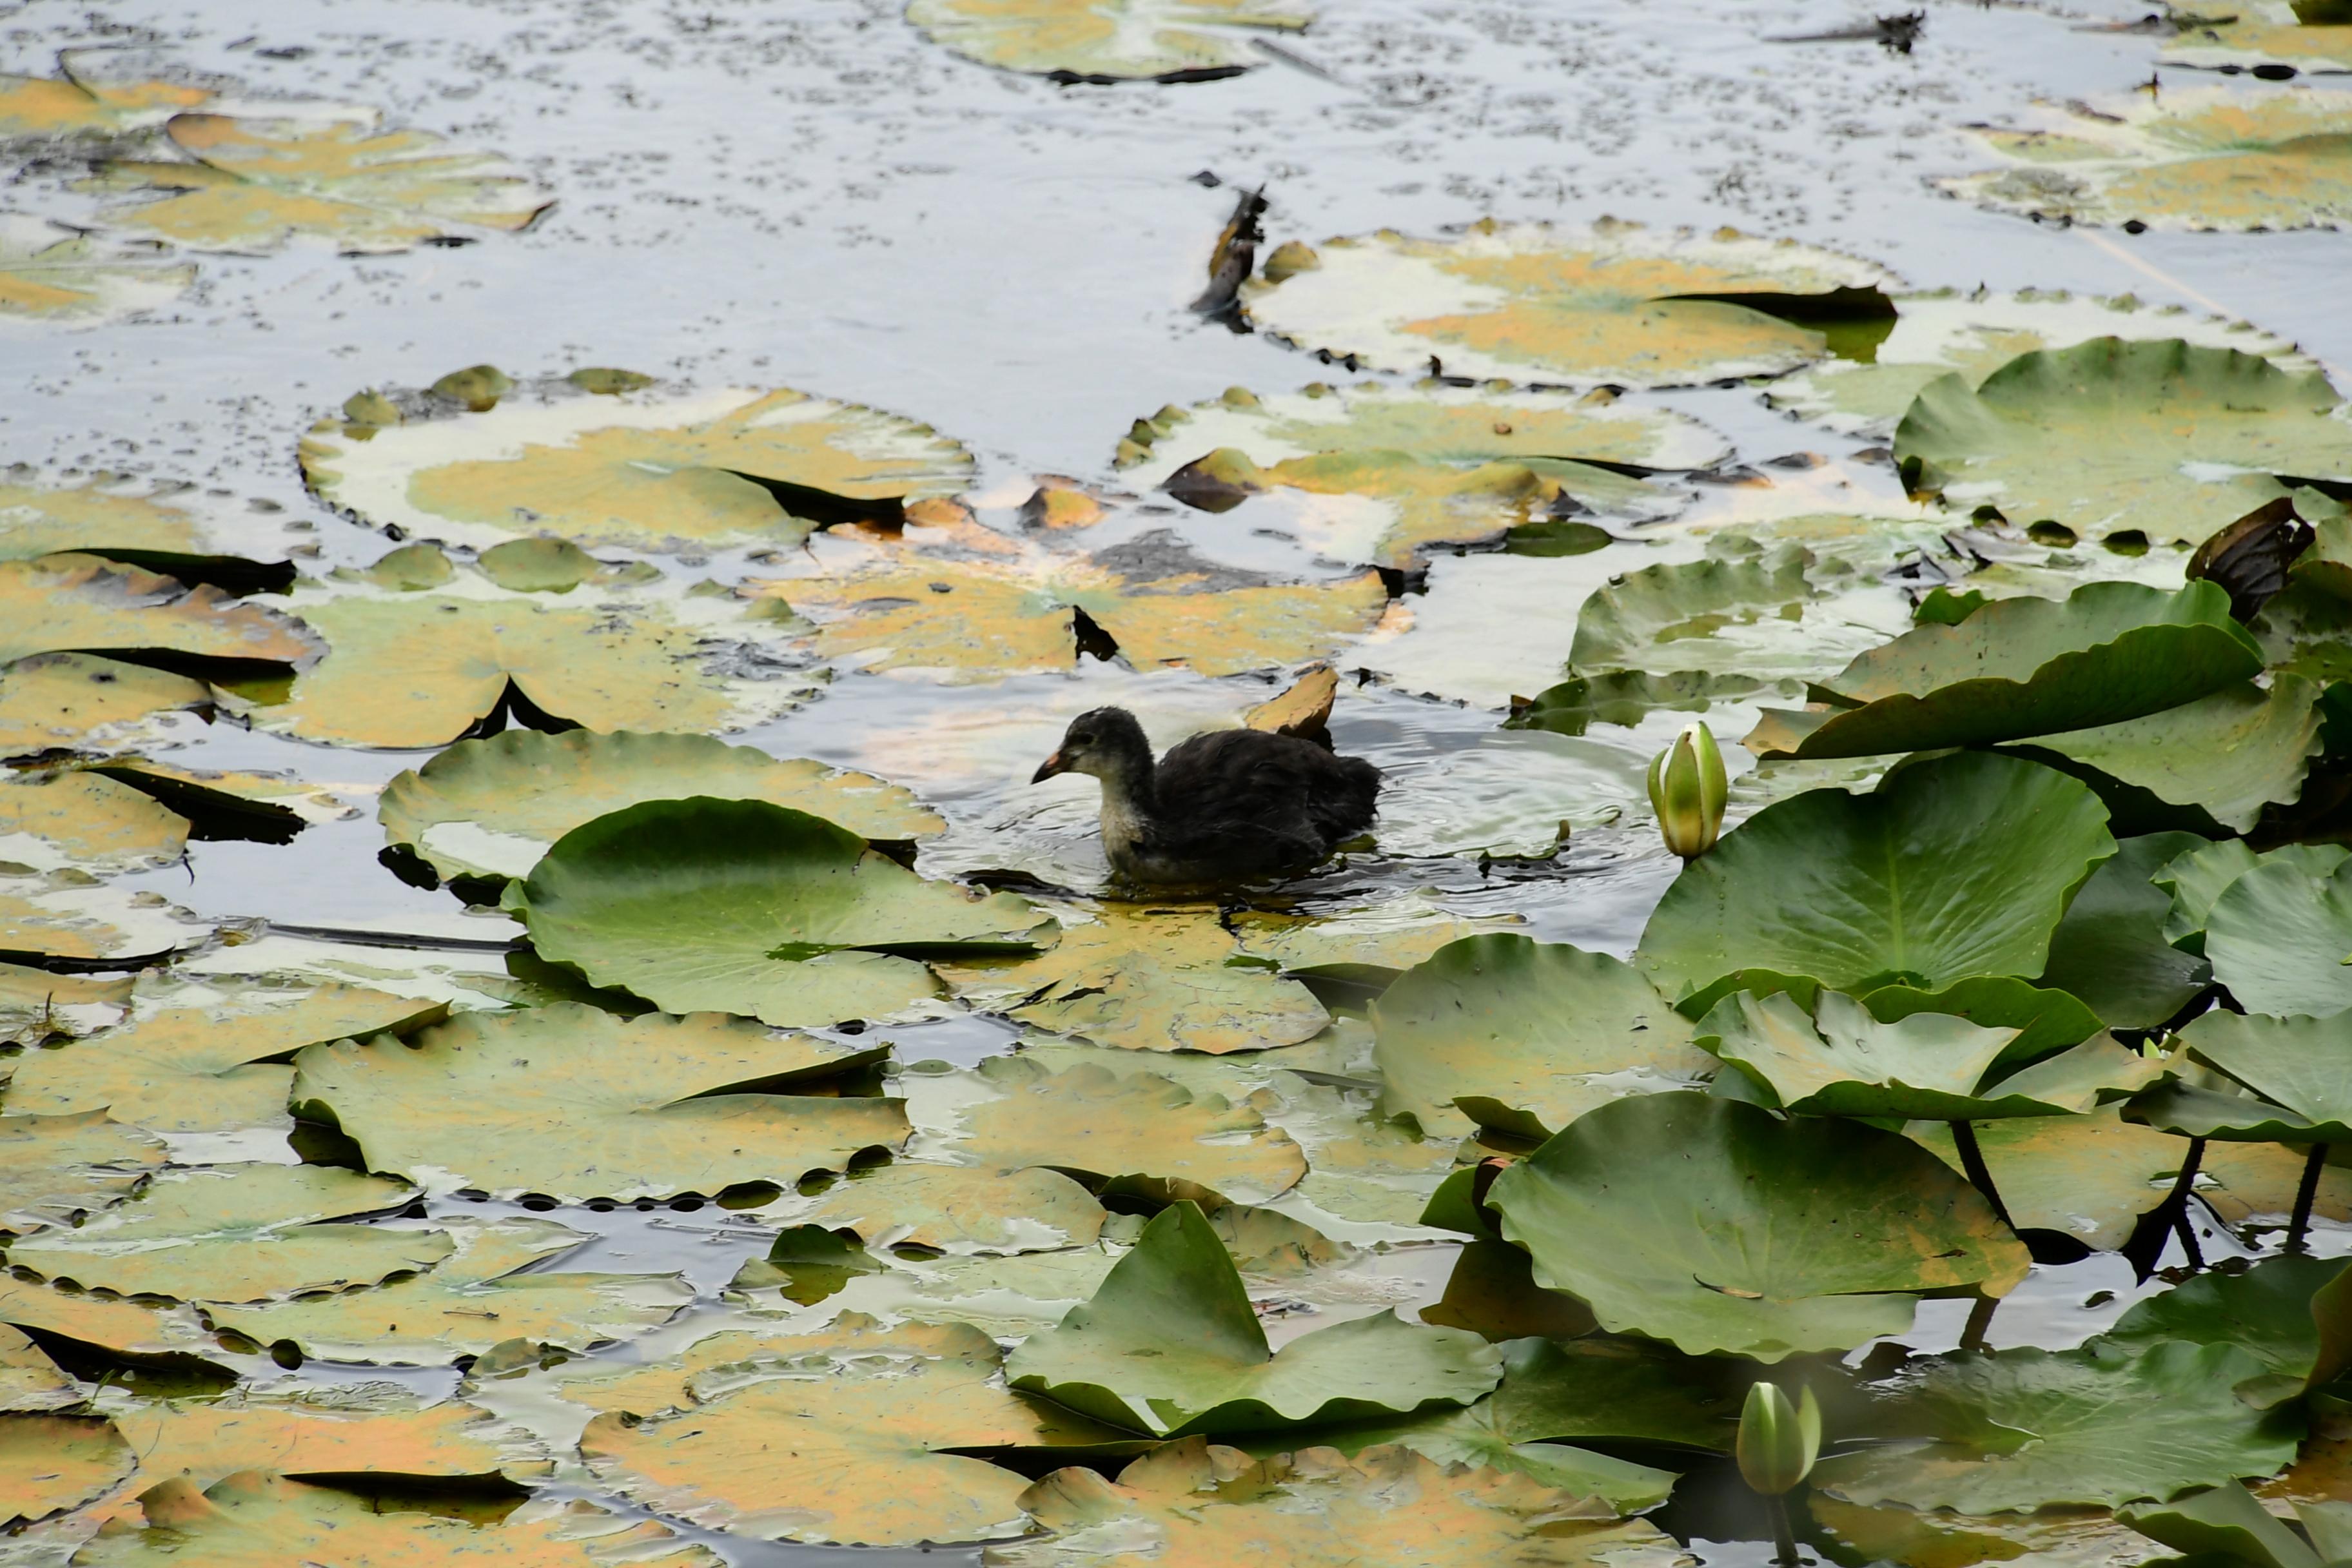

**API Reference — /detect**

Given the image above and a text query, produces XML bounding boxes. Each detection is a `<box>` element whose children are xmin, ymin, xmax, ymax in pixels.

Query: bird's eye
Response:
<box><xmin>1069</xmin><ymin>730</ymin><xmax>1093</xmax><ymax>745</ymax></box>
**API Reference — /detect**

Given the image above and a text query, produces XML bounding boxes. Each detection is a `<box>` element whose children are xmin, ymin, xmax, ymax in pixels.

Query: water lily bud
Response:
<box><xmin>1737</xmin><ymin>1382</ymin><xmax>1822</xmax><ymax>1496</ymax></box>
<box><xmin>1648</xmin><ymin>720</ymin><xmax>1727</xmax><ymax>859</ymax></box>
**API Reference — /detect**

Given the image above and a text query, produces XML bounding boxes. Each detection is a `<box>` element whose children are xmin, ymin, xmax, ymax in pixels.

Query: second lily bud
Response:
<box><xmin>1648</xmin><ymin>720</ymin><xmax>1727</xmax><ymax>859</ymax></box>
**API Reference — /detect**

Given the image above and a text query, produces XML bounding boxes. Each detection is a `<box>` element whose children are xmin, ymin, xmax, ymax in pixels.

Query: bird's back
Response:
<box><xmin>1153</xmin><ymin>727</ymin><xmax>1381</xmax><ymax>865</ymax></box>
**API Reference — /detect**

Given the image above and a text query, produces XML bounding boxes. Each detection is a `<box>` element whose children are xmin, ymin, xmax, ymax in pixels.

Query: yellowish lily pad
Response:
<box><xmin>0</xmin><ymin>654</ymin><xmax>212</xmax><ymax>758</ymax></box>
<box><xmin>0</xmin><ymin>55</ymin><xmax>209</xmax><ymax>139</ymax></box>
<box><xmin>0</xmin><ymin>1414</ymin><xmax>134</xmax><ymax>1528</ymax></box>
<box><xmin>0</xmin><ymin>217</ymin><xmax>193</xmax><ymax>325</ymax></box>
<box><xmin>0</xmin><ymin>553</ymin><xmax>315</xmax><ymax>671</ymax></box>
<box><xmin>0</xmin><ymin>1112</ymin><xmax>165</xmax><ymax>1238</ymax></box>
<box><xmin>2164</xmin><ymin>1</ymin><xmax>2352</xmax><ymax>70</ymax></box>
<box><xmin>0</xmin><ymin>868</ymin><xmax>211</xmax><ymax>963</ymax></box>
<box><xmin>0</xmin><ymin>1324</ymin><xmax>77</xmax><ymax>1412</ymax></box>
<box><xmin>906</xmin><ymin>0</ymin><xmax>1313</xmax><ymax>82</ymax></box>
<box><xmin>0</xmin><ymin>770</ymin><xmax>188</xmax><ymax>871</ymax></box>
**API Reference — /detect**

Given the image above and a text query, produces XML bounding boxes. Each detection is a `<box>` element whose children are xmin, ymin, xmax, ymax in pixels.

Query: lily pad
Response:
<box><xmin>0</xmin><ymin>1112</ymin><xmax>164</xmax><ymax>1237</ymax></box>
<box><xmin>0</xmin><ymin>868</ymin><xmax>212</xmax><ymax>964</ymax></box>
<box><xmin>1906</xmin><ymin>1106</ymin><xmax>2186</xmax><ymax>1249</ymax></box>
<box><xmin>2100</xmin><ymin>1253</ymin><xmax>2352</xmax><ymax>1404</ymax></box>
<box><xmin>1695</xmin><ymin>988</ymin><xmax>2157</xmax><ymax>1118</ymax></box>
<box><xmin>2166</xmin><ymin>1</ymin><xmax>2352</xmax><ymax>71</ymax></box>
<box><xmin>2133</xmin><ymin>1008</ymin><xmax>2352</xmax><ymax>1146</ymax></box>
<box><xmin>0</xmin><ymin>1413</ymin><xmax>134</xmax><ymax>1527</ymax></box>
<box><xmin>1228</xmin><ymin>897</ymin><xmax>1515</xmax><ymax>985</ymax></box>
<box><xmin>2</xmin><ymin>979</ymin><xmax>447</xmax><ymax>1139</ymax></box>
<box><xmin>1638</xmin><ymin>750</ymin><xmax>2117</xmax><ymax>1006</ymax></box>
<box><xmin>2161</xmin><ymin>839</ymin><xmax>2351</xmax><ymax>949</ymax></box>
<box><xmin>1240</xmin><ymin>217</ymin><xmax>1898</xmax><ymax>387</ymax></box>
<box><xmin>1748</xmin><ymin>580</ymin><xmax>2264</xmax><ymax>761</ymax></box>
<box><xmin>290</xmin><ymin>1004</ymin><xmax>908</xmax><ymax>1201</ymax></box>
<box><xmin>303</xmin><ymin>379</ymin><xmax>973</xmax><ymax>553</ymax></box>
<box><xmin>1814</xmin><ymin>1342</ymin><xmax>2302</xmax><ymax>1511</ymax></box>
<box><xmin>0</xmin><ymin>216</ymin><xmax>192</xmax><ymax>325</ymax></box>
<box><xmin>906</xmin><ymin>0</ymin><xmax>1312</xmax><ymax>82</ymax></box>
<box><xmin>509</xmin><ymin>798</ymin><xmax>1047</xmax><ymax>1026</ymax></box>
<box><xmin>206</xmin><ymin>1215</ymin><xmax>690</xmax><ymax>1364</ymax></box>
<box><xmin>0</xmin><ymin>55</ymin><xmax>209</xmax><ymax>139</ymax></box>
<box><xmin>0</xmin><ymin>769</ymin><xmax>187</xmax><ymax>870</ymax></box>
<box><xmin>781</xmin><ymin>1162</ymin><xmax>1106</xmax><ymax>1254</ymax></box>
<box><xmin>941</xmin><ymin>903</ymin><xmax>1328</xmax><ymax>1054</ymax></box>
<box><xmin>380</xmin><ymin>729</ymin><xmax>943</xmax><ymax>887</ymax></box>
<box><xmin>1486</xmin><ymin>1091</ymin><xmax>2028</xmax><ymax>1360</ymax></box>
<box><xmin>1894</xmin><ymin>338</ymin><xmax>2352</xmax><ymax>545</ymax></box>
<box><xmin>1371</xmin><ymin>933</ymin><xmax>1710</xmax><ymax>1139</ymax></box>
<box><xmin>253</xmin><ymin>546</ymin><xmax>819</xmax><ymax>748</ymax></box>
<box><xmin>91</xmin><ymin>112</ymin><xmax>552</xmax><ymax>253</ymax></box>
<box><xmin>581</xmin><ymin>1319</ymin><xmax>1129</xmax><ymax>1547</ymax></box>
<box><xmin>1487</xmin><ymin>1334</ymin><xmax>1743</xmax><ymax>1453</ymax></box>
<box><xmin>1939</xmin><ymin>87</ymin><xmax>2352</xmax><ymax>231</ymax></box>
<box><xmin>1269</xmin><ymin>1400</ymin><xmax>1680</xmax><ymax>1511</ymax></box>
<box><xmin>0</xmin><ymin>553</ymin><xmax>314</xmax><ymax>673</ymax></box>
<box><xmin>4</xmin><ymin>1162</ymin><xmax>441</xmax><ymax>1302</ymax></box>
<box><xmin>0</xmin><ymin>1324</ymin><xmax>76</xmax><ymax>1413</ymax></box>
<box><xmin>2016</xmin><ymin>674</ymin><xmax>2325</xmax><ymax>836</ymax></box>
<box><xmin>1008</xmin><ymin>1202</ymin><xmax>1499</xmax><ymax>1436</ymax></box>
<box><xmin>2206</xmin><ymin>855</ymin><xmax>2352</xmax><ymax>1017</ymax></box>
<box><xmin>0</xmin><ymin>653</ymin><xmax>212</xmax><ymax>757</ymax></box>
<box><xmin>2035</xmin><ymin>830</ymin><xmax>2215</xmax><ymax>1029</ymax></box>
<box><xmin>993</xmin><ymin>1438</ymin><xmax>1685</xmax><ymax>1568</ymax></box>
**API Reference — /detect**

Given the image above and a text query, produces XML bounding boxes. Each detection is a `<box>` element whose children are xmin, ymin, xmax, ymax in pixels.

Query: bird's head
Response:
<box><xmin>1032</xmin><ymin>706</ymin><xmax>1151</xmax><ymax>785</ymax></box>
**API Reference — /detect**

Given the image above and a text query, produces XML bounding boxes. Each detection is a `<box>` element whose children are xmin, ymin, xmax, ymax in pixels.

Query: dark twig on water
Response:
<box><xmin>1190</xmin><ymin>185</ymin><xmax>1268</xmax><ymax>321</ymax></box>
<box><xmin>2169</xmin><ymin>1136</ymin><xmax>2208</xmax><ymax>1270</ymax></box>
<box><xmin>2288</xmin><ymin>1141</ymin><xmax>2331</xmax><ymax>1255</ymax></box>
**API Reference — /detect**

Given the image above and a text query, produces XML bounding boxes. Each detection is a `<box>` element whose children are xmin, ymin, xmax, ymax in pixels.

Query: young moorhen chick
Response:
<box><xmin>1031</xmin><ymin>706</ymin><xmax>1381</xmax><ymax>885</ymax></box>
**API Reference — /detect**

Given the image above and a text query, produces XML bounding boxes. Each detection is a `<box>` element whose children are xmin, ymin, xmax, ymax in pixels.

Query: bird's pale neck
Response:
<box><xmin>1087</xmin><ymin>736</ymin><xmax>1159</xmax><ymax>818</ymax></box>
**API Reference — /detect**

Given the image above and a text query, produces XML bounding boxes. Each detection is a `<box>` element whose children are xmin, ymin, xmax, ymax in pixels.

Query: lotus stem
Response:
<box><xmin>2288</xmin><ymin>1142</ymin><xmax>2330</xmax><ymax>1255</ymax></box>
<box><xmin>1769</xmin><ymin>1493</ymin><xmax>1800</xmax><ymax>1567</ymax></box>
<box><xmin>2168</xmin><ymin>1137</ymin><xmax>2207</xmax><ymax>1271</ymax></box>
<box><xmin>1948</xmin><ymin>1119</ymin><xmax>2014</xmax><ymax>1230</ymax></box>
<box><xmin>1959</xmin><ymin>1293</ymin><xmax>1999</xmax><ymax>1353</ymax></box>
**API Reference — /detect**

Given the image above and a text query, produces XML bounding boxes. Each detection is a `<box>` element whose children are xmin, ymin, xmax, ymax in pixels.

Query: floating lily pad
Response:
<box><xmin>0</xmin><ymin>216</ymin><xmax>193</xmax><ymax>325</ymax></box>
<box><xmin>1009</xmin><ymin>1202</ymin><xmax>1498</xmax><ymax>1436</ymax></box>
<box><xmin>1768</xmin><ymin>288</ymin><xmax>2318</xmax><ymax>436</ymax></box>
<box><xmin>751</xmin><ymin>511</ymin><xmax>1387</xmax><ymax>681</ymax></box>
<box><xmin>781</xmin><ymin>1162</ymin><xmax>1105</xmax><ymax>1254</ymax></box>
<box><xmin>941</xmin><ymin>903</ymin><xmax>1327</xmax><ymax>1055</ymax></box>
<box><xmin>1371</xmin><ymin>934</ymin><xmax>1709</xmax><ymax>1140</ymax></box>
<box><xmin>1696</xmin><ymin>989</ymin><xmax>2157</xmax><ymax>1118</ymax></box>
<box><xmin>69</xmin><ymin>1471</ymin><xmax>720</xmax><ymax>1567</ymax></box>
<box><xmin>905</xmin><ymin>0</ymin><xmax>1311</xmax><ymax>81</ymax></box>
<box><xmin>206</xmin><ymin>1215</ymin><xmax>690</xmax><ymax>1364</ymax></box>
<box><xmin>1487</xmin><ymin>1091</ymin><xmax>2028</xmax><ymax>1360</ymax></box>
<box><xmin>0</xmin><ymin>653</ymin><xmax>211</xmax><ymax>758</ymax></box>
<box><xmin>1814</xmin><ymin>1342</ymin><xmax>2301</xmax><ymax>1511</ymax></box>
<box><xmin>291</xmin><ymin>1004</ymin><xmax>906</xmax><ymax>1201</ymax></box>
<box><xmin>2017</xmin><ymin>674</ymin><xmax>2324</xmax><ymax>836</ymax></box>
<box><xmin>2166</xmin><ymin>1</ymin><xmax>2352</xmax><ymax>70</ymax></box>
<box><xmin>0</xmin><ymin>868</ymin><xmax>211</xmax><ymax>964</ymax></box>
<box><xmin>0</xmin><ymin>553</ymin><xmax>313</xmax><ymax>673</ymax></box>
<box><xmin>90</xmin><ymin>112</ymin><xmax>553</xmax><ymax>253</ymax></box>
<box><xmin>0</xmin><ymin>1413</ymin><xmax>134</xmax><ymax>1527</ymax></box>
<box><xmin>2100</xmin><ymin>1253</ymin><xmax>2352</xmax><ymax>1405</ymax></box>
<box><xmin>1228</xmin><ymin>897</ymin><xmax>1515</xmax><ymax>985</ymax></box>
<box><xmin>582</xmin><ymin>1320</ymin><xmax>1128</xmax><ymax>1547</ymax></box>
<box><xmin>0</xmin><ymin>55</ymin><xmax>209</xmax><ymax>139</ymax></box>
<box><xmin>2124</xmin><ymin>1479</ymin><xmax>2352</xmax><ymax>1568</ymax></box>
<box><xmin>0</xmin><ymin>769</ymin><xmax>187</xmax><ymax>870</ymax></box>
<box><xmin>510</xmin><ymin>798</ymin><xmax>1047</xmax><ymax>1026</ymax></box>
<box><xmin>2036</xmin><ymin>830</ymin><xmax>2215</xmax><ymax>1030</ymax></box>
<box><xmin>5</xmin><ymin>1163</ymin><xmax>440</xmax><ymax>1302</ymax></box>
<box><xmin>1487</xmin><ymin>1335</ymin><xmax>1743</xmax><ymax>1453</ymax></box>
<box><xmin>1939</xmin><ymin>87</ymin><xmax>2352</xmax><ymax>231</ymax></box>
<box><xmin>1638</xmin><ymin>750</ymin><xmax>2116</xmax><ymax>1006</ymax></box>
<box><xmin>1274</xmin><ymin>1399</ymin><xmax>1680</xmax><ymax>1511</ymax></box>
<box><xmin>0</xmin><ymin>1112</ymin><xmax>164</xmax><ymax>1237</ymax></box>
<box><xmin>1906</xmin><ymin>1106</ymin><xmax>2185</xmax><ymax>1248</ymax></box>
<box><xmin>1894</xmin><ymin>338</ymin><xmax>2352</xmax><ymax>545</ymax></box>
<box><xmin>995</xmin><ymin>1437</ymin><xmax>1687</xmax><ymax>1568</ymax></box>
<box><xmin>2206</xmin><ymin>855</ymin><xmax>2352</xmax><ymax>1017</ymax></box>
<box><xmin>2132</xmin><ymin>1008</ymin><xmax>2352</xmax><ymax>1146</ymax></box>
<box><xmin>2160</xmin><ymin>839</ymin><xmax>2350</xmax><ymax>949</ymax></box>
<box><xmin>0</xmin><ymin>1324</ymin><xmax>75</xmax><ymax>1413</ymax></box>
<box><xmin>253</xmin><ymin>547</ymin><xmax>819</xmax><ymax>749</ymax></box>
<box><xmin>3</xmin><ymin>979</ymin><xmax>446</xmax><ymax>1139</ymax></box>
<box><xmin>303</xmin><ymin>379</ymin><xmax>974</xmax><ymax>553</ymax></box>
<box><xmin>1749</xmin><ymin>580</ymin><xmax>2264</xmax><ymax>761</ymax></box>
<box><xmin>380</xmin><ymin>729</ymin><xmax>943</xmax><ymax>887</ymax></box>
<box><xmin>1240</xmin><ymin>217</ymin><xmax>1897</xmax><ymax>387</ymax></box>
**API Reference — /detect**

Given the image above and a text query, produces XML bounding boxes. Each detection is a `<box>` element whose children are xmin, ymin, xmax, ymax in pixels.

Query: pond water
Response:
<box><xmin>4</xmin><ymin>0</ymin><xmax>2351</xmax><ymax>1561</ymax></box>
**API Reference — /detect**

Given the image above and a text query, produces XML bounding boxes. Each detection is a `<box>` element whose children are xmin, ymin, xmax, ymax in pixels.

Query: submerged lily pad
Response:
<box><xmin>1241</xmin><ymin>217</ymin><xmax>1897</xmax><ymax>387</ymax></box>
<box><xmin>1638</xmin><ymin>750</ymin><xmax>2116</xmax><ymax>1006</ymax></box>
<box><xmin>993</xmin><ymin>1439</ymin><xmax>1686</xmax><ymax>1568</ymax></box>
<box><xmin>380</xmin><ymin>729</ymin><xmax>943</xmax><ymax>887</ymax></box>
<box><xmin>1487</xmin><ymin>1092</ymin><xmax>2028</xmax><ymax>1360</ymax></box>
<box><xmin>1008</xmin><ymin>1202</ymin><xmax>1498</xmax><ymax>1436</ymax></box>
<box><xmin>1372</xmin><ymin>933</ymin><xmax>1710</xmax><ymax>1139</ymax></box>
<box><xmin>2206</xmin><ymin>855</ymin><xmax>2352</xmax><ymax>1017</ymax></box>
<box><xmin>0</xmin><ymin>216</ymin><xmax>192</xmax><ymax>326</ymax></box>
<box><xmin>906</xmin><ymin>0</ymin><xmax>1312</xmax><ymax>82</ymax></box>
<box><xmin>0</xmin><ymin>1111</ymin><xmax>164</xmax><ymax>1237</ymax></box>
<box><xmin>1894</xmin><ymin>338</ymin><xmax>2352</xmax><ymax>545</ymax></box>
<box><xmin>1814</xmin><ymin>1342</ymin><xmax>2301</xmax><ymax>1511</ymax></box>
<box><xmin>510</xmin><ymin>798</ymin><xmax>1047</xmax><ymax>1026</ymax></box>
<box><xmin>253</xmin><ymin>545</ymin><xmax>819</xmax><ymax>748</ymax></box>
<box><xmin>90</xmin><ymin>112</ymin><xmax>552</xmax><ymax>253</ymax></box>
<box><xmin>304</xmin><ymin>379</ymin><xmax>974</xmax><ymax>553</ymax></box>
<box><xmin>0</xmin><ymin>868</ymin><xmax>212</xmax><ymax>964</ymax></box>
<box><xmin>1939</xmin><ymin>87</ymin><xmax>2352</xmax><ymax>231</ymax></box>
<box><xmin>291</xmin><ymin>1004</ymin><xmax>906</xmax><ymax>1201</ymax></box>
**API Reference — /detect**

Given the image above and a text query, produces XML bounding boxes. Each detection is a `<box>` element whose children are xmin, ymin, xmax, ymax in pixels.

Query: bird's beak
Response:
<box><xmin>1030</xmin><ymin>751</ymin><xmax>1066</xmax><ymax>784</ymax></box>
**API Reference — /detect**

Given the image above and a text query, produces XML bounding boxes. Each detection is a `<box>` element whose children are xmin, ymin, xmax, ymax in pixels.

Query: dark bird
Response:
<box><xmin>1031</xmin><ymin>706</ymin><xmax>1381</xmax><ymax>886</ymax></box>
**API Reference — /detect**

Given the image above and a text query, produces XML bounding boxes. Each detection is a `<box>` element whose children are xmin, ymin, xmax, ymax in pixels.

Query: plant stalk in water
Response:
<box><xmin>2288</xmin><ymin>1141</ymin><xmax>2331</xmax><ymax>1255</ymax></box>
<box><xmin>1947</xmin><ymin>1119</ymin><xmax>2014</xmax><ymax>1230</ymax></box>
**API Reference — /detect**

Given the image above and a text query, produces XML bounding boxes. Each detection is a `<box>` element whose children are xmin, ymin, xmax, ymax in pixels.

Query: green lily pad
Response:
<box><xmin>906</xmin><ymin>0</ymin><xmax>1312</xmax><ymax>82</ymax></box>
<box><xmin>2099</xmin><ymin>1254</ymin><xmax>2352</xmax><ymax>1406</ymax></box>
<box><xmin>380</xmin><ymin>729</ymin><xmax>943</xmax><ymax>887</ymax></box>
<box><xmin>2036</xmin><ymin>831</ymin><xmax>2215</xmax><ymax>1030</ymax></box>
<box><xmin>290</xmin><ymin>1004</ymin><xmax>907</xmax><ymax>1202</ymax></box>
<box><xmin>2139</xmin><ymin>1009</ymin><xmax>2352</xmax><ymax>1148</ymax></box>
<box><xmin>2161</xmin><ymin>840</ymin><xmax>2351</xmax><ymax>950</ymax></box>
<box><xmin>1228</xmin><ymin>896</ymin><xmax>1518</xmax><ymax>985</ymax></box>
<box><xmin>776</xmin><ymin>1162</ymin><xmax>1106</xmax><ymax>1255</ymax></box>
<box><xmin>0</xmin><ymin>1323</ymin><xmax>75</xmax><ymax>1413</ymax></box>
<box><xmin>1240</xmin><ymin>217</ymin><xmax>1897</xmax><ymax>387</ymax></box>
<box><xmin>1858</xmin><ymin>975</ymin><xmax>2108</xmax><ymax>1068</ymax></box>
<box><xmin>2015</xmin><ymin>674</ymin><xmax>2325</xmax><ymax>836</ymax></box>
<box><xmin>1695</xmin><ymin>988</ymin><xmax>2157</xmax><ymax>1119</ymax></box>
<box><xmin>1748</xmin><ymin>581</ymin><xmax>2264</xmax><ymax>761</ymax></box>
<box><xmin>1371</xmin><ymin>933</ymin><xmax>1712</xmax><ymax>1139</ymax></box>
<box><xmin>1486</xmin><ymin>1091</ymin><xmax>2028</xmax><ymax>1360</ymax></box>
<box><xmin>1939</xmin><ymin>87</ymin><xmax>2352</xmax><ymax>232</ymax></box>
<box><xmin>1486</xmin><ymin>1335</ymin><xmax>1743</xmax><ymax>1453</ymax></box>
<box><xmin>1895</xmin><ymin>338</ymin><xmax>2352</xmax><ymax>544</ymax></box>
<box><xmin>3</xmin><ymin>1163</ymin><xmax>444</xmax><ymax>1303</ymax></box>
<box><xmin>1257</xmin><ymin>1400</ymin><xmax>1680</xmax><ymax>1512</ymax></box>
<box><xmin>1814</xmin><ymin>1342</ymin><xmax>2302</xmax><ymax>1512</ymax></box>
<box><xmin>2124</xmin><ymin>1478</ymin><xmax>2352</xmax><ymax>1568</ymax></box>
<box><xmin>1638</xmin><ymin>750</ymin><xmax>2117</xmax><ymax>1006</ymax></box>
<box><xmin>1905</xmin><ymin>1108</ymin><xmax>2184</xmax><ymax>1248</ymax></box>
<box><xmin>304</xmin><ymin>378</ymin><xmax>973</xmax><ymax>553</ymax></box>
<box><xmin>0</xmin><ymin>867</ymin><xmax>211</xmax><ymax>965</ymax></box>
<box><xmin>2206</xmin><ymin>856</ymin><xmax>2352</xmax><ymax>1017</ymax></box>
<box><xmin>1006</xmin><ymin>1202</ymin><xmax>1500</xmax><ymax>1436</ymax></box>
<box><xmin>510</xmin><ymin>798</ymin><xmax>1049</xmax><ymax>1027</ymax></box>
